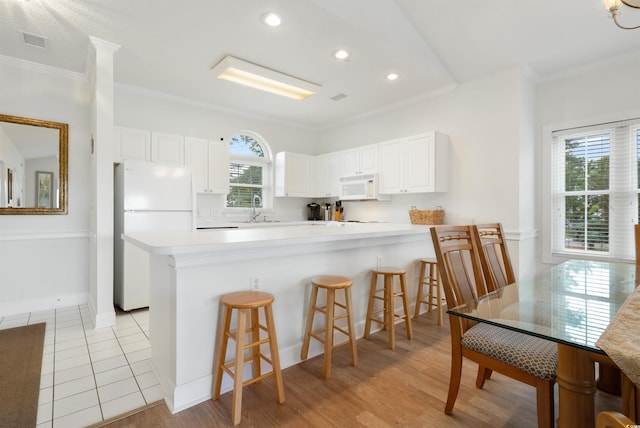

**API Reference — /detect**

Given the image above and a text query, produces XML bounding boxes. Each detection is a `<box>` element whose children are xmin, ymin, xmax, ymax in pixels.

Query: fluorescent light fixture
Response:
<box><xmin>386</xmin><ymin>72</ymin><xmax>399</xmax><ymax>81</ymax></box>
<box><xmin>211</xmin><ymin>56</ymin><xmax>320</xmax><ymax>100</ymax></box>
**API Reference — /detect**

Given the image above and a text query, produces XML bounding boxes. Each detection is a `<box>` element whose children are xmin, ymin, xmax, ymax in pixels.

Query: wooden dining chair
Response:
<box><xmin>635</xmin><ymin>224</ymin><xmax>640</xmax><ymax>265</ymax></box>
<box><xmin>596</xmin><ymin>411</ymin><xmax>634</xmax><ymax>428</ymax></box>
<box><xmin>471</xmin><ymin>223</ymin><xmax>517</xmax><ymax>384</ymax></box>
<box><xmin>472</xmin><ymin>223</ymin><xmax>516</xmax><ymax>292</ymax></box>
<box><xmin>430</xmin><ymin>225</ymin><xmax>558</xmax><ymax>428</ymax></box>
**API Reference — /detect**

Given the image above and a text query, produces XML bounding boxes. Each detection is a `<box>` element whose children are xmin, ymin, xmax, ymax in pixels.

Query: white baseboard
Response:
<box><xmin>0</xmin><ymin>292</ymin><xmax>88</xmax><ymax>317</ymax></box>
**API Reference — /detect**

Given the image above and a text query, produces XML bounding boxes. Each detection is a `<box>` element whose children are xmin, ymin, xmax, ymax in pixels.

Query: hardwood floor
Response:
<box><xmin>97</xmin><ymin>311</ymin><xmax>621</xmax><ymax>427</ymax></box>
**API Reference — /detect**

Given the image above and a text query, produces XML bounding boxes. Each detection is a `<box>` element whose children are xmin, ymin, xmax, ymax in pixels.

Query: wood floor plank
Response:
<box><xmin>99</xmin><ymin>312</ymin><xmax>622</xmax><ymax>427</ymax></box>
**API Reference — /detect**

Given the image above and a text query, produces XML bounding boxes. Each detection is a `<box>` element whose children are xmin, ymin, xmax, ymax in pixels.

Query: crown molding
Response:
<box><xmin>0</xmin><ymin>54</ymin><xmax>86</xmax><ymax>81</ymax></box>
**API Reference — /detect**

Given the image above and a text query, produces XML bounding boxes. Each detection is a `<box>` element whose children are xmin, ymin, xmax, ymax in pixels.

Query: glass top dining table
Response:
<box><xmin>447</xmin><ymin>259</ymin><xmax>637</xmax><ymax>428</ymax></box>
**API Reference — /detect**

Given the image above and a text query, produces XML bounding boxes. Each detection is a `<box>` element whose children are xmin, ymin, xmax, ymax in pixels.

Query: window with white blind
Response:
<box><xmin>226</xmin><ymin>133</ymin><xmax>272</xmax><ymax>210</ymax></box>
<box><xmin>551</xmin><ymin>118</ymin><xmax>640</xmax><ymax>261</ymax></box>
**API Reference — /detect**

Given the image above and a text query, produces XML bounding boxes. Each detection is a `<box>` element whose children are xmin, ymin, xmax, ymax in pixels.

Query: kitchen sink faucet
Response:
<box><xmin>250</xmin><ymin>194</ymin><xmax>262</xmax><ymax>223</ymax></box>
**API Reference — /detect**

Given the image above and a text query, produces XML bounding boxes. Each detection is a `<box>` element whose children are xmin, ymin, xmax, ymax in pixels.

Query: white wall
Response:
<box><xmin>319</xmin><ymin>67</ymin><xmax>532</xmax><ymax>276</ymax></box>
<box><xmin>535</xmin><ymin>52</ymin><xmax>640</xmax><ymax>266</ymax></box>
<box><xmin>0</xmin><ymin>58</ymin><xmax>91</xmax><ymax>316</ymax></box>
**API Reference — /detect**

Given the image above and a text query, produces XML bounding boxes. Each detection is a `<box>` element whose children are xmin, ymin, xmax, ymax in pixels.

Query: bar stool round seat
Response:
<box><xmin>301</xmin><ymin>275</ymin><xmax>357</xmax><ymax>378</ymax></box>
<box><xmin>212</xmin><ymin>290</ymin><xmax>285</xmax><ymax>426</ymax></box>
<box><xmin>414</xmin><ymin>258</ymin><xmax>443</xmax><ymax>326</ymax></box>
<box><xmin>364</xmin><ymin>266</ymin><xmax>413</xmax><ymax>349</ymax></box>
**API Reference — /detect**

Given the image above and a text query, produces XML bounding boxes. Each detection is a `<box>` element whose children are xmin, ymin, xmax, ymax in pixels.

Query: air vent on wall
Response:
<box><xmin>330</xmin><ymin>93</ymin><xmax>347</xmax><ymax>101</ymax></box>
<box><xmin>20</xmin><ymin>30</ymin><xmax>48</xmax><ymax>49</ymax></box>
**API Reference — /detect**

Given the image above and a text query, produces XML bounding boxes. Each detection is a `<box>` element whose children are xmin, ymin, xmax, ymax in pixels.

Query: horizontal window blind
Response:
<box><xmin>551</xmin><ymin>118</ymin><xmax>640</xmax><ymax>261</ymax></box>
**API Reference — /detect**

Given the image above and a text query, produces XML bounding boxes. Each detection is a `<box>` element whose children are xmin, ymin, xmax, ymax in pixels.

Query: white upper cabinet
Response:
<box><xmin>379</xmin><ymin>131</ymin><xmax>449</xmax><ymax>194</ymax></box>
<box><xmin>185</xmin><ymin>137</ymin><xmax>229</xmax><ymax>194</ymax></box>
<box><xmin>114</xmin><ymin>127</ymin><xmax>185</xmax><ymax>165</ymax></box>
<box><xmin>340</xmin><ymin>143</ymin><xmax>378</xmax><ymax>176</ymax></box>
<box><xmin>114</xmin><ymin>127</ymin><xmax>151</xmax><ymax>162</ymax></box>
<box><xmin>151</xmin><ymin>132</ymin><xmax>184</xmax><ymax>165</ymax></box>
<box><xmin>208</xmin><ymin>138</ymin><xmax>230</xmax><ymax>193</ymax></box>
<box><xmin>275</xmin><ymin>152</ymin><xmax>313</xmax><ymax>197</ymax></box>
<box><xmin>314</xmin><ymin>151</ymin><xmax>341</xmax><ymax>197</ymax></box>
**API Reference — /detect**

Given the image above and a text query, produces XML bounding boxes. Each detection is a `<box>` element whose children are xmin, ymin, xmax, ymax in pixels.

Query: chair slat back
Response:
<box><xmin>430</xmin><ymin>225</ymin><xmax>487</xmax><ymax>336</ymax></box>
<box><xmin>473</xmin><ymin>223</ymin><xmax>516</xmax><ymax>292</ymax></box>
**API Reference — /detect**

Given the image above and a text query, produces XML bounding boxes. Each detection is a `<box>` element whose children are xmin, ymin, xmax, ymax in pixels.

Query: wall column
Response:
<box><xmin>88</xmin><ymin>36</ymin><xmax>120</xmax><ymax>328</ymax></box>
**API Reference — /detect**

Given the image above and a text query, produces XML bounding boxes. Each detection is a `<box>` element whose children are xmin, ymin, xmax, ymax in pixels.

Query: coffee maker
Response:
<box><xmin>307</xmin><ymin>202</ymin><xmax>321</xmax><ymax>221</ymax></box>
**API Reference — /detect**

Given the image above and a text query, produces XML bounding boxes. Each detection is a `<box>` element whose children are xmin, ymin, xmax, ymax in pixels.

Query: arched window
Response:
<box><xmin>226</xmin><ymin>132</ymin><xmax>272</xmax><ymax>210</ymax></box>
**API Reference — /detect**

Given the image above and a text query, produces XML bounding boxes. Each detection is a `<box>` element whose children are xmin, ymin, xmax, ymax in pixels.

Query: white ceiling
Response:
<box><xmin>1</xmin><ymin>0</ymin><xmax>639</xmax><ymax>129</ymax></box>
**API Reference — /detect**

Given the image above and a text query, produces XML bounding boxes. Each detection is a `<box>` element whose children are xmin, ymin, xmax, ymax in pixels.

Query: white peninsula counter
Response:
<box><xmin>124</xmin><ymin>222</ymin><xmax>435</xmax><ymax>413</ymax></box>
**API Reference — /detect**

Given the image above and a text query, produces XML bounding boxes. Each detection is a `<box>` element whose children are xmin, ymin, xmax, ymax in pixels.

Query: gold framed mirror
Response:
<box><xmin>0</xmin><ymin>114</ymin><xmax>68</xmax><ymax>215</ymax></box>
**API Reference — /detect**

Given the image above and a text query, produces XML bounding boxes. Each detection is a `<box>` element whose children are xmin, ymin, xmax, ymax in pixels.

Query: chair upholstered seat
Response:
<box><xmin>462</xmin><ymin>322</ymin><xmax>558</xmax><ymax>381</ymax></box>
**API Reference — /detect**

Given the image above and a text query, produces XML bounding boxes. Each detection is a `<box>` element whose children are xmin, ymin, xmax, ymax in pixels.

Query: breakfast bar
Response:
<box><xmin>124</xmin><ymin>222</ymin><xmax>434</xmax><ymax>413</ymax></box>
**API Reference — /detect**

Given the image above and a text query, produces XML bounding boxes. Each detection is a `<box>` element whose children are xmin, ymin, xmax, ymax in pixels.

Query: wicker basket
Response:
<box><xmin>408</xmin><ymin>206</ymin><xmax>444</xmax><ymax>225</ymax></box>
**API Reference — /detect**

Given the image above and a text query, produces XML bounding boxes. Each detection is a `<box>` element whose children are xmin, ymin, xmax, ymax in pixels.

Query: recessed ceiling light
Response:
<box><xmin>334</xmin><ymin>49</ymin><xmax>350</xmax><ymax>60</ymax></box>
<box><xmin>262</xmin><ymin>12</ymin><xmax>282</xmax><ymax>27</ymax></box>
<box><xmin>386</xmin><ymin>73</ymin><xmax>399</xmax><ymax>81</ymax></box>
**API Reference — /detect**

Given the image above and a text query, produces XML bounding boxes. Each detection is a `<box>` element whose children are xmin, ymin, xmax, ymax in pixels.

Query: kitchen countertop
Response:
<box><xmin>124</xmin><ymin>222</ymin><xmax>433</xmax><ymax>256</ymax></box>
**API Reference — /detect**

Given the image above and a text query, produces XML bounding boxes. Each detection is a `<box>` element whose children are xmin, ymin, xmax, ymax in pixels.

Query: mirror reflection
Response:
<box><xmin>0</xmin><ymin>114</ymin><xmax>68</xmax><ymax>214</ymax></box>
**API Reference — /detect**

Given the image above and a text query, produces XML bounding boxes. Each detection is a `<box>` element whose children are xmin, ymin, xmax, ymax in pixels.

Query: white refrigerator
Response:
<box><xmin>114</xmin><ymin>161</ymin><xmax>194</xmax><ymax>311</ymax></box>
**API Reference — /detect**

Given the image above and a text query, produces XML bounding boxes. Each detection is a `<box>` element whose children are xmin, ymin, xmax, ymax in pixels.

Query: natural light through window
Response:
<box><xmin>550</xmin><ymin>118</ymin><xmax>640</xmax><ymax>261</ymax></box>
<box><xmin>226</xmin><ymin>133</ymin><xmax>271</xmax><ymax>209</ymax></box>
<box><xmin>560</xmin><ymin>263</ymin><xmax>612</xmax><ymax>347</ymax></box>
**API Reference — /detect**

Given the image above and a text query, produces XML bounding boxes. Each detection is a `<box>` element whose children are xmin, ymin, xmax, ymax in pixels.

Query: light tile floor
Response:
<box><xmin>0</xmin><ymin>305</ymin><xmax>162</xmax><ymax>428</ymax></box>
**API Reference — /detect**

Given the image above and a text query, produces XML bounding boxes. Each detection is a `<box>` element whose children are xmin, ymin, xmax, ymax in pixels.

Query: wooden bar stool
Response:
<box><xmin>364</xmin><ymin>267</ymin><xmax>413</xmax><ymax>349</ymax></box>
<box><xmin>300</xmin><ymin>275</ymin><xmax>357</xmax><ymax>378</ymax></box>
<box><xmin>212</xmin><ymin>291</ymin><xmax>285</xmax><ymax>425</ymax></box>
<box><xmin>414</xmin><ymin>258</ymin><xmax>443</xmax><ymax>326</ymax></box>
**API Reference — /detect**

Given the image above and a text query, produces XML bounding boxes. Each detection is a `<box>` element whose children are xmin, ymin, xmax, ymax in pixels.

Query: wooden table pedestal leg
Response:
<box><xmin>556</xmin><ymin>344</ymin><xmax>597</xmax><ymax>428</ymax></box>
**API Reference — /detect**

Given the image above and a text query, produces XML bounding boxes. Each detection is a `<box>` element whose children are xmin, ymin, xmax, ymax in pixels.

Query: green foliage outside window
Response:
<box><xmin>226</xmin><ymin>134</ymin><xmax>266</xmax><ymax>208</ymax></box>
<box><xmin>564</xmin><ymin>136</ymin><xmax>610</xmax><ymax>252</ymax></box>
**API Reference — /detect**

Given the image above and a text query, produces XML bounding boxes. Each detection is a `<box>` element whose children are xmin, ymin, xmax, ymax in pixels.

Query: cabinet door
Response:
<box><xmin>151</xmin><ymin>132</ymin><xmax>184</xmax><ymax>165</ymax></box>
<box><xmin>275</xmin><ymin>152</ymin><xmax>311</xmax><ymax>197</ymax></box>
<box><xmin>114</xmin><ymin>127</ymin><xmax>150</xmax><ymax>162</ymax></box>
<box><xmin>341</xmin><ymin>148</ymin><xmax>359</xmax><ymax>176</ymax></box>
<box><xmin>341</xmin><ymin>144</ymin><xmax>378</xmax><ymax>176</ymax></box>
<box><xmin>404</xmin><ymin>134</ymin><xmax>434</xmax><ymax>193</ymax></box>
<box><xmin>185</xmin><ymin>137</ymin><xmax>209</xmax><ymax>193</ymax></box>
<box><xmin>358</xmin><ymin>144</ymin><xmax>379</xmax><ymax>175</ymax></box>
<box><xmin>314</xmin><ymin>152</ymin><xmax>341</xmax><ymax>197</ymax></box>
<box><xmin>378</xmin><ymin>138</ymin><xmax>404</xmax><ymax>194</ymax></box>
<box><xmin>208</xmin><ymin>138</ymin><xmax>230</xmax><ymax>194</ymax></box>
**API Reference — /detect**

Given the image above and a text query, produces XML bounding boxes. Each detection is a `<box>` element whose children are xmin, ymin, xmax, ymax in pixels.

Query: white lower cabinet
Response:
<box><xmin>378</xmin><ymin>131</ymin><xmax>448</xmax><ymax>194</ymax></box>
<box><xmin>185</xmin><ymin>137</ymin><xmax>229</xmax><ymax>194</ymax></box>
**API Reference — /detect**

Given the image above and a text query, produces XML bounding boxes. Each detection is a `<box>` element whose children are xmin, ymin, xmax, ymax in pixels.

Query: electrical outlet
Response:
<box><xmin>377</xmin><ymin>256</ymin><xmax>383</xmax><ymax>269</ymax></box>
<box><xmin>252</xmin><ymin>276</ymin><xmax>261</xmax><ymax>290</ymax></box>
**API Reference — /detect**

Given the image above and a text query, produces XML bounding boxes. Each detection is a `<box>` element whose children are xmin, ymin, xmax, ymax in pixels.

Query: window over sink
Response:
<box><xmin>226</xmin><ymin>132</ymin><xmax>272</xmax><ymax>210</ymax></box>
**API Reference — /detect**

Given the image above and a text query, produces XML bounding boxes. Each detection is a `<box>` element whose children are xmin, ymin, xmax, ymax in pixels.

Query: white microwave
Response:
<box><xmin>339</xmin><ymin>174</ymin><xmax>390</xmax><ymax>201</ymax></box>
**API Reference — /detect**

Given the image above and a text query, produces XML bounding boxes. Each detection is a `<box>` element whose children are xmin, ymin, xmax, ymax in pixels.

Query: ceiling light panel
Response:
<box><xmin>211</xmin><ymin>56</ymin><xmax>320</xmax><ymax>100</ymax></box>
